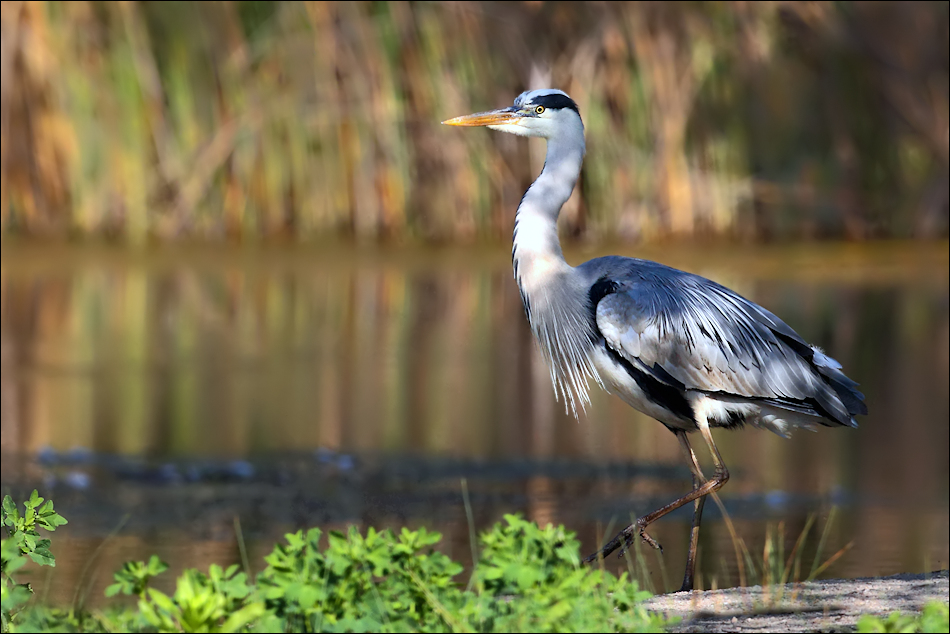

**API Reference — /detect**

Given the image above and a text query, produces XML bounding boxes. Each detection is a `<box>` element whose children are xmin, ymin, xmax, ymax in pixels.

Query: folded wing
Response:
<box><xmin>594</xmin><ymin>268</ymin><xmax>866</xmax><ymax>427</ymax></box>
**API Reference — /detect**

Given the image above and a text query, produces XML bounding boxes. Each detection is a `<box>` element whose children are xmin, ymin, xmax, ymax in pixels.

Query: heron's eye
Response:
<box><xmin>535</xmin><ymin>105</ymin><xmax>545</xmax><ymax>115</ymax></box>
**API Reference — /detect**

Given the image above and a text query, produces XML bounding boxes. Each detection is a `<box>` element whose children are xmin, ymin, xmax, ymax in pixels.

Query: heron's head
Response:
<box><xmin>442</xmin><ymin>89</ymin><xmax>582</xmax><ymax>139</ymax></box>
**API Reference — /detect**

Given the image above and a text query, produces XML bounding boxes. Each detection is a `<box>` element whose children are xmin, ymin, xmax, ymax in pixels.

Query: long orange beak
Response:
<box><xmin>442</xmin><ymin>108</ymin><xmax>520</xmax><ymax>127</ymax></box>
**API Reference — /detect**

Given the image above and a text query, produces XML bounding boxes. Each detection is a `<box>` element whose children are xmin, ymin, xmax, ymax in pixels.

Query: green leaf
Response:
<box><xmin>250</xmin><ymin>612</ymin><xmax>284</xmax><ymax>633</ymax></box>
<box><xmin>919</xmin><ymin>602</ymin><xmax>950</xmax><ymax>633</ymax></box>
<box><xmin>2</xmin><ymin>552</ymin><xmax>27</xmax><ymax>575</ymax></box>
<box><xmin>147</xmin><ymin>554</ymin><xmax>170</xmax><ymax>575</ymax></box>
<box><xmin>140</xmin><ymin>594</ymin><xmax>178</xmax><ymax>631</ymax></box>
<box><xmin>511</xmin><ymin>564</ymin><xmax>542</xmax><ymax>591</ymax></box>
<box><xmin>28</xmin><ymin>547</ymin><xmax>56</xmax><ymax>567</ymax></box>
<box><xmin>1</xmin><ymin>495</ymin><xmax>15</xmax><ymax>518</ymax></box>
<box><xmin>146</xmin><ymin>588</ymin><xmax>178</xmax><ymax>614</ymax></box>
<box><xmin>220</xmin><ymin>602</ymin><xmax>268</xmax><ymax>633</ymax></box>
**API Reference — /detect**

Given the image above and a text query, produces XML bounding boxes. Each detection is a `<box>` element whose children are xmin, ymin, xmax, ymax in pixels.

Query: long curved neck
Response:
<box><xmin>512</xmin><ymin>134</ymin><xmax>585</xmax><ymax>286</ymax></box>
<box><xmin>512</xmin><ymin>129</ymin><xmax>598</xmax><ymax>415</ymax></box>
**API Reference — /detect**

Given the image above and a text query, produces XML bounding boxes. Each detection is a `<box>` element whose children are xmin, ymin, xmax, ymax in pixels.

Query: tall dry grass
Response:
<box><xmin>1</xmin><ymin>1</ymin><xmax>947</xmax><ymax>244</ymax></box>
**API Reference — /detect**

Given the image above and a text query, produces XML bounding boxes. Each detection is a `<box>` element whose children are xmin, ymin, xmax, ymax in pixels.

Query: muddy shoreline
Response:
<box><xmin>643</xmin><ymin>570</ymin><xmax>949</xmax><ymax>633</ymax></box>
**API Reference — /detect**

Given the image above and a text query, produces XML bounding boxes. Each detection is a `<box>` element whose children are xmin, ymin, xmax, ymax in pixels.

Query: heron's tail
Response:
<box><xmin>810</xmin><ymin>346</ymin><xmax>867</xmax><ymax>427</ymax></box>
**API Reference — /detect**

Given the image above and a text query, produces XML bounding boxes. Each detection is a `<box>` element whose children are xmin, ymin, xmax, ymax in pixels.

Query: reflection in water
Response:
<box><xmin>1</xmin><ymin>242</ymin><xmax>948</xmax><ymax>601</ymax></box>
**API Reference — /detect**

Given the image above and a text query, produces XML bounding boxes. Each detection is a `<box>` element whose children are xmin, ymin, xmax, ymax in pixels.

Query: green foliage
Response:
<box><xmin>919</xmin><ymin>602</ymin><xmax>950</xmax><ymax>633</ymax></box>
<box><xmin>254</xmin><ymin>515</ymin><xmax>666</xmax><ymax>633</ymax></box>
<box><xmin>138</xmin><ymin>566</ymin><xmax>270</xmax><ymax>633</ymax></box>
<box><xmin>257</xmin><ymin>526</ymin><xmax>464</xmax><ymax>632</ymax></box>
<box><xmin>1</xmin><ymin>491</ymin><xmax>68</xmax><ymax>567</ymax></box>
<box><xmin>4</xmin><ymin>605</ymin><xmax>106</xmax><ymax>633</ymax></box>
<box><xmin>0</xmin><ymin>490</ymin><xmax>668</xmax><ymax>633</ymax></box>
<box><xmin>857</xmin><ymin>602</ymin><xmax>950</xmax><ymax>633</ymax></box>
<box><xmin>473</xmin><ymin>513</ymin><xmax>581</xmax><ymax>595</ymax></box>
<box><xmin>106</xmin><ymin>555</ymin><xmax>170</xmax><ymax>598</ymax></box>
<box><xmin>4</xmin><ymin>491</ymin><xmax>947</xmax><ymax>634</ymax></box>
<box><xmin>2</xmin><ymin>491</ymin><xmax>68</xmax><ymax>632</ymax></box>
<box><xmin>0</xmin><ymin>540</ymin><xmax>31</xmax><ymax>631</ymax></box>
<box><xmin>463</xmin><ymin>515</ymin><xmax>666</xmax><ymax>633</ymax></box>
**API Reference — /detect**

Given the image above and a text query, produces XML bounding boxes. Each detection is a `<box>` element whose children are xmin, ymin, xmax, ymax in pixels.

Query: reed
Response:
<box><xmin>1</xmin><ymin>1</ymin><xmax>946</xmax><ymax>244</ymax></box>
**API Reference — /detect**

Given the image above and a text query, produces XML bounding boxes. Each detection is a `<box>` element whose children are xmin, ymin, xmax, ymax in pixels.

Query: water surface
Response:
<box><xmin>1</xmin><ymin>241</ymin><xmax>947</xmax><ymax>600</ymax></box>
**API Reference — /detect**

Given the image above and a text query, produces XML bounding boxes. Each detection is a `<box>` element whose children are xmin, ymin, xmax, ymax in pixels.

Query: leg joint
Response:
<box><xmin>716</xmin><ymin>466</ymin><xmax>730</xmax><ymax>485</ymax></box>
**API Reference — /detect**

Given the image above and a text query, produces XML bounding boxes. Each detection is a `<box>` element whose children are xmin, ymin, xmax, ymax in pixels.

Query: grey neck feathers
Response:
<box><xmin>512</xmin><ymin>132</ymin><xmax>601</xmax><ymax>416</ymax></box>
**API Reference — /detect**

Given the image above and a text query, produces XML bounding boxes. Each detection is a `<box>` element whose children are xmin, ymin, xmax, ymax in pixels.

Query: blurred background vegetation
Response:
<box><xmin>1</xmin><ymin>0</ymin><xmax>947</xmax><ymax>245</ymax></box>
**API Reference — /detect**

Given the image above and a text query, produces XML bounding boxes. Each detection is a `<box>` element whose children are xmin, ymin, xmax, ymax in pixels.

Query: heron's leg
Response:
<box><xmin>584</xmin><ymin>415</ymin><xmax>729</xmax><ymax>586</ymax></box>
<box><xmin>677</xmin><ymin>430</ymin><xmax>708</xmax><ymax>593</ymax></box>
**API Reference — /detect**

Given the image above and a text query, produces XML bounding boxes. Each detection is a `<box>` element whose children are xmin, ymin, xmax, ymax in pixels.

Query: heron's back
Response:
<box><xmin>577</xmin><ymin>256</ymin><xmax>867</xmax><ymax>434</ymax></box>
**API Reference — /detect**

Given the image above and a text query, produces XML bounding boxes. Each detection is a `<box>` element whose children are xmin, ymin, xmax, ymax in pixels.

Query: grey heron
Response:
<box><xmin>443</xmin><ymin>89</ymin><xmax>867</xmax><ymax>593</ymax></box>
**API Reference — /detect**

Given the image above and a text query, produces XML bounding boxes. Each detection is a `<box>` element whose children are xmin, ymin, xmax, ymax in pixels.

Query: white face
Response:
<box><xmin>442</xmin><ymin>89</ymin><xmax>582</xmax><ymax>140</ymax></box>
<box><xmin>488</xmin><ymin>89</ymin><xmax>577</xmax><ymax>138</ymax></box>
<box><xmin>485</xmin><ymin>105</ymin><xmax>555</xmax><ymax>138</ymax></box>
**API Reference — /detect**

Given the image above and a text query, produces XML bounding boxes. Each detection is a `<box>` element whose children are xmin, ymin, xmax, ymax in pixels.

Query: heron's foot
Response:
<box><xmin>636</xmin><ymin>520</ymin><xmax>663</xmax><ymax>553</ymax></box>
<box><xmin>583</xmin><ymin>518</ymin><xmax>662</xmax><ymax>564</ymax></box>
<box><xmin>617</xmin><ymin>525</ymin><xmax>663</xmax><ymax>557</ymax></box>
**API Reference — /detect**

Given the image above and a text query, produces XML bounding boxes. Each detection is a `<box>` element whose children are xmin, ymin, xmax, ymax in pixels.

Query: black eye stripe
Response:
<box><xmin>528</xmin><ymin>93</ymin><xmax>579</xmax><ymax>114</ymax></box>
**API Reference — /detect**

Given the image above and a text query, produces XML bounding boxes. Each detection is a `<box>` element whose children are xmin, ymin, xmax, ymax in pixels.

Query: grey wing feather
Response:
<box><xmin>593</xmin><ymin>262</ymin><xmax>866</xmax><ymax>426</ymax></box>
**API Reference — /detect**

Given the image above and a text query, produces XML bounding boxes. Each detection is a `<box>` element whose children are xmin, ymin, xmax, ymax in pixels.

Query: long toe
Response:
<box><xmin>638</xmin><ymin>526</ymin><xmax>663</xmax><ymax>552</ymax></box>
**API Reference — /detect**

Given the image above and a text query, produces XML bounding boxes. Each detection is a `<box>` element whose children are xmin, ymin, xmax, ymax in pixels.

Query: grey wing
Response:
<box><xmin>594</xmin><ymin>271</ymin><xmax>866</xmax><ymax>427</ymax></box>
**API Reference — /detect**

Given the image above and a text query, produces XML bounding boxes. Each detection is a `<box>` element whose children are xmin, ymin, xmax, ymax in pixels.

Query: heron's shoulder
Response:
<box><xmin>579</xmin><ymin>255</ymin><xmax>808</xmax><ymax>347</ymax></box>
<box><xmin>576</xmin><ymin>255</ymin><xmax>696</xmax><ymax>284</ymax></box>
<box><xmin>576</xmin><ymin>256</ymin><xmax>732</xmax><ymax>301</ymax></box>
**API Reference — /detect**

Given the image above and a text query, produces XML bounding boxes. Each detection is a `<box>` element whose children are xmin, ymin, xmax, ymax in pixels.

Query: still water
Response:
<box><xmin>1</xmin><ymin>241</ymin><xmax>947</xmax><ymax>601</ymax></box>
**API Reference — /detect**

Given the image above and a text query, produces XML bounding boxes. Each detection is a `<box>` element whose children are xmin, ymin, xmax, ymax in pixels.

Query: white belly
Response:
<box><xmin>589</xmin><ymin>345</ymin><xmax>696</xmax><ymax>430</ymax></box>
<box><xmin>589</xmin><ymin>345</ymin><xmax>822</xmax><ymax>438</ymax></box>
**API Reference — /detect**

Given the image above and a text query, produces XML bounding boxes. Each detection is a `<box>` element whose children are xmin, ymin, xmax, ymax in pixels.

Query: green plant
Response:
<box><xmin>103</xmin><ymin>556</ymin><xmax>275</xmax><ymax>633</ymax></box>
<box><xmin>257</xmin><ymin>526</ymin><xmax>465</xmax><ymax>632</ymax></box>
<box><xmin>0</xmin><ymin>539</ymin><xmax>31</xmax><ymax>631</ymax></box>
<box><xmin>1</xmin><ymin>491</ymin><xmax>67</xmax><ymax>631</ymax></box>
<box><xmin>703</xmin><ymin>495</ymin><xmax>853</xmax><ymax>594</ymax></box>
<box><xmin>253</xmin><ymin>515</ymin><xmax>668</xmax><ymax>633</ymax></box>
<box><xmin>106</xmin><ymin>555</ymin><xmax>170</xmax><ymax>598</ymax></box>
<box><xmin>2</xmin><ymin>492</ymin><xmax>668</xmax><ymax>633</ymax></box>
<box><xmin>857</xmin><ymin>601</ymin><xmax>950</xmax><ymax>633</ymax></box>
<box><xmin>464</xmin><ymin>514</ymin><xmax>667</xmax><ymax>633</ymax></box>
<box><xmin>1</xmin><ymin>491</ymin><xmax>68</xmax><ymax>567</ymax></box>
<box><xmin>138</xmin><ymin>565</ymin><xmax>272</xmax><ymax>633</ymax></box>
